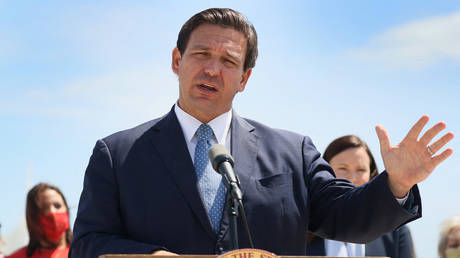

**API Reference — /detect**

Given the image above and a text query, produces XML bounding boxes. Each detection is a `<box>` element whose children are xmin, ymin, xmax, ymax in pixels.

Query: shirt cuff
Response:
<box><xmin>396</xmin><ymin>191</ymin><xmax>409</xmax><ymax>205</ymax></box>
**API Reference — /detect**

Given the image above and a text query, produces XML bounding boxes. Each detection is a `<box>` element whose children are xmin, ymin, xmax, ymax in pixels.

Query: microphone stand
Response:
<box><xmin>226</xmin><ymin>188</ymin><xmax>240</xmax><ymax>250</ymax></box>
<box><xmin>221</xmin><ymin>173</ymin><xmax>254</xmax><ymax>250</ymax></box>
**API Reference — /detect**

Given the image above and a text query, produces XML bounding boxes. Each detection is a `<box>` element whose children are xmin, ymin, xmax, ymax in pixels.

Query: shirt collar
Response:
<box><xmin>174</xmin><ymin>103</ymin><xmax>232</xmax><ymax>144</ymax></box>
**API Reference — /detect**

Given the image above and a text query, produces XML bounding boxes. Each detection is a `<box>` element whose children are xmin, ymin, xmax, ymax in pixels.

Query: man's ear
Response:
<box><xmin>238</xmin><ymin>68</ymin><xmax>252</xmax><ymax>92</ymax></box>
<box><xmin>172</xmin><ymin>47</ymin><xmax>181</xmax><ymax>75</ymax></box>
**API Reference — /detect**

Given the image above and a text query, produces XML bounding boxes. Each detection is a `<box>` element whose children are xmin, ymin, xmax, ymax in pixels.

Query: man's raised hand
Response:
<box><xmin>376</xmin><ymin>115</ymin><xmax>454</xmax><ymax>197</ymax></box>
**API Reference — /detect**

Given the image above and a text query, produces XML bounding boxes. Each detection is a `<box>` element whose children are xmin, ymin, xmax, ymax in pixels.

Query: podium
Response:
<box><xmin>100</xmin><ymin>255</ymin><xmax>389</xmax><ymax>258</ymax></box>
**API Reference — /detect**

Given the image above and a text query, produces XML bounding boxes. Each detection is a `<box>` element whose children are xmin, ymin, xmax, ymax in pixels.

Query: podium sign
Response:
<box><xmin>100</xmin><ymin>255</ymin><xmax>389</xmax><ymax>258</ymax></box>
<box><xmin>218</xmin><ymin>249</ymin><xmax>277</xmax><ymax>258</ymax></box>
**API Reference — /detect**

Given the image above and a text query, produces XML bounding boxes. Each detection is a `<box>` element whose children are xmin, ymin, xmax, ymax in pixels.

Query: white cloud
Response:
<box><xmin>57</xmin><ymin>4</ymin><xmax>178</xmax><ymax>68</ymax></box>
<box><xmin>0</xmin><ymin>3</ymin><xmax>185</xmax><ymax>132</ymax></box>
<box><xmin>350</xmin><ymin>11</ymin><xmax>460</xmax><ymax>68</ymax></box>
<box><xmin>1</xmin><ymin>64</ymin><xmax>179</xmax><ymax>129</ymax></box>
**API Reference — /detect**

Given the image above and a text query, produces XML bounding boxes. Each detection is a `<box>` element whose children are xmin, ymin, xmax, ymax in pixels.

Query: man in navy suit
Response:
<box><xmin>70</xmin><ymin>8</ymin><xmax>454</xmax><ymax>258</ymax></box>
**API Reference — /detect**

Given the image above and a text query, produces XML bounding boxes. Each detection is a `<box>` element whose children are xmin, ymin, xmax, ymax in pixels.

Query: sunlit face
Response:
<box><xmin>37</xmin><ymin>189</ymin><xmax>67</xmax><ymax>215</ymax></box>
<box><xmin>447</xmin><ymin>227</ymin><xmax>460</xmax><ymax>250</ymax></box>
<box><xmin>172</xmin><ymin>24</ymin><xmax>252</xmax><ymax>123</ymax></box>
<box><xmin>329</xmin><ymin>147</ymin><xmax>371</xmax><ymax>187</ymax></box>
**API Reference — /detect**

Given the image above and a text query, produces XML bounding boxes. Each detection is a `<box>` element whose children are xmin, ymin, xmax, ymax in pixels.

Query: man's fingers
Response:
<box><xmin>405</xmin><ymin>115</ymin><xmax>430</xmax><ymax>141</ymax></box>
<box><xmin>376</xmin><ymin>125</ymin><xmax>391</xmax><ymax>153</ymax></box>
<box><xmin>428</xmin><ymin>132</ymin><xmax>454</xmax><ymax>154</ymax></box>
<box><xmin>419</xmin><ymin>122</ymin><xmax>447</xmax><ymax>146</ymax></box>
<box><xmin>432</xmin><ymin>148</ymin><xmax>454</xmax><ymax>167</ymax></box>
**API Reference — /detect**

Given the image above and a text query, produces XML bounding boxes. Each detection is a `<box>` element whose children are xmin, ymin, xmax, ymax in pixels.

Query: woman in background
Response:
<box><xmin>438</xmin><ymin>215</ymin><xmax>460</xmax><ymax>258</ymax></box>
<box><xmin>306</xmin><ymin>135</ymin><xmax>415</xmax><ymax>258</ymax></box>
<box><xmin>7</xmin><ymin>183</ymin><xmax>71</xmax><ymax>258</ymax></box>
<box><xmin>0</xmin><ymin>222</ymin><xmax>5</xmax><ymax>258</ymax></box>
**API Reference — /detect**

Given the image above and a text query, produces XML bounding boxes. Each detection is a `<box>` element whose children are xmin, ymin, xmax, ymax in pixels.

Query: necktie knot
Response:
<box><xmin>196</xmin><ymin>124</ymin><xmax>213</xmax><ymax>141</ymax></box>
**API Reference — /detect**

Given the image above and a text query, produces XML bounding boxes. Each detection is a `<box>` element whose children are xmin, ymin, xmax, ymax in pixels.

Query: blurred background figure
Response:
<box><xmin>1</xmin><ymin>223</ymin><xmax>6</xmax><ymax>258</ymax></box>
<box><xmin>306</xmin><ymin>135</ymin><xmax>415</xmax><ymax>258</ymax></box>
<box><xmin>6</xmin><ymin>183</ymin><xmax>72</xmax><ymax>258</ymax></box>
<box><xmin>438</xmin><ymin>215</ymin><xmax>460</xmax><ymax>258</ymax></box>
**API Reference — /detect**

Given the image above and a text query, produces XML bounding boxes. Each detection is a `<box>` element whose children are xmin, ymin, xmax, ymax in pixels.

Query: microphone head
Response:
<box><xmin>208</xmin><ymin>144</ymin><xmax>234</xmax><ymax>172</ymax></box>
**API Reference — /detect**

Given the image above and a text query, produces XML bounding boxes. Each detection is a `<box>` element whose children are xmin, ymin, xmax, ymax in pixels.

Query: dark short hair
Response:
<box><xmin>26</xmin><ymin>182</ymin><xmax>72</xmax><ymax>256</ymax></box>
<box><xmin>323</xmin><ymin>135</ymin><xmax>379</xmax><ymax>179</ymax></box>
<box><xmin>177</xmin><ymin>8</ymin><xmax>258</xmax><ymax>71</ymax></box>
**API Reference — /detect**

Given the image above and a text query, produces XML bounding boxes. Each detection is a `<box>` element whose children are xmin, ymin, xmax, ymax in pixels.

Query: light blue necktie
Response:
<box><xmin>194</xmin><ymin>124</ymin><xmax>226</xmax><ymax>234</ymax></box>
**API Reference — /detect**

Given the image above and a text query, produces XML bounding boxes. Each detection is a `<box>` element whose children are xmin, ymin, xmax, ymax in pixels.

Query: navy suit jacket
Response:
<box><xmin>306</xmin><ymin>225</ymin><xmax>414</xmax><ymax>258</ymax></box>
<box><xmin>70</xmin><ymin>107</ymin><xmax>421</xmax><ymax>258</ymax></box>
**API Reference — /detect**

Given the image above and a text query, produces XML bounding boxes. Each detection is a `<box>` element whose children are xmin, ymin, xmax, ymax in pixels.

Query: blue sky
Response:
<box><xmin>1</xmin><ymin>1</ymin><xmax>459</xmax><ymax>257</ymax></box>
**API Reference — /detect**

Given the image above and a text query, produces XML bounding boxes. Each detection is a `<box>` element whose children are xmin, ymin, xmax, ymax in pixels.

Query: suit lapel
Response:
<box><xmin>148</xmin><ymin>107</ymin><xmax>216</xmax><ymax>240</ymax></box>
<box><xmin>230</xmin><ymin>111</ymin><xmax>259</xmax><ymax>197</ymax></box>
<box><xmin>219</xmin><ymin>111</ymin><xmax>259</xmax><ymax>241</ymax></box>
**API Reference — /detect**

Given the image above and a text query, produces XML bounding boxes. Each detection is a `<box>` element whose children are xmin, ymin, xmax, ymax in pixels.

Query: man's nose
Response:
<box><xmin>203</xmin><ymin>58</ymin><xmax>221</xmax><ymax>76</ymax></box>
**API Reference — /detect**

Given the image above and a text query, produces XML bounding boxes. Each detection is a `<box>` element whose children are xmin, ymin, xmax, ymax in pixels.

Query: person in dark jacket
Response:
<box><xmin>307</xmin><ymin>135</ymin><xmax>415</xmax><ymax>258</ymax></box>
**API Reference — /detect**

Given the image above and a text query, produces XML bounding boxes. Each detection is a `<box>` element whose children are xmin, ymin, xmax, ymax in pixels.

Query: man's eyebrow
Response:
<box><xmin>189</xmin><ymin>44</ymin><xmax>210</xmax><ymax>51</ymax></box>
<box><xmin>225</xmin><ymin>50</ymin><xmax>241</xmax><ymax>61</ymax></box>
<box><xmin>189</xmin><ymin>44</ymin><xmax>242</xmax><ymax>63</ymax></box>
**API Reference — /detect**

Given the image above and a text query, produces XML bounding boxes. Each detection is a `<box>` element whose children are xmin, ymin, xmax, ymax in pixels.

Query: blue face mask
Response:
<box><xmin>446</xmin><ymin>247</ymin><xmax>460</xmax><ymax>258</ymax></box>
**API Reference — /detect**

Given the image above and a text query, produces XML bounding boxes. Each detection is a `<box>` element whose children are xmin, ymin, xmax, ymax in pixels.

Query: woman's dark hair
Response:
<box><xmin>323</xmin><ymin>135</ymin><xmax>379</xmax><ymax>179</ymax></box>
<box><xmin>177</xmin><ymin>8</ymin><xmax>258</xmax><ymax>71</ymax></box>
<box><xmin>25</xmin><ymin>182</ymin><xmax>72</xmax><ymax>257</ymax></box>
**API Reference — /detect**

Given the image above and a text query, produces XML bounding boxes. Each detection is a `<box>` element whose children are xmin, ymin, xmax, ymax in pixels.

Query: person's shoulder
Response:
<box><xmin>5</xmin><ymin>246</ymin><xmax>27</xmax><ymax>258</ymax></box>
<box><xmin>52</xmin><ymin>246</ymin><xmax>70</xmax><ymax>257</ymax></box>
<box><xmin>240</xmin><ymin>117</ymin><xmax>306</xmax><ymax>140</ymax></box>
<box><xmin>108</xmin><ymin>118</ymin><xmax>162</xmax><ymax>139</ymax></box>
<box><xmin>395</xmin><ymin>224</ymin><xmax>412</xmax><ymax>237</ymax></box>
<box><xmin>86</xmin><ymin>111</ymin><xmax>169</xmax><ymax>157</ymax></box>
<box><xmin>100</xmin><ymin>113</ymin><xmax>168</xmax><ymax>146</ymax></box>
<box><xmin>239</xmin><ymin>116</ymin><xmax>314</xmax><ymax>147</ymax></box>
<box><xmin>381</xmin><ymin>225</ymin><xmax>411</xmax><ymax>242</ymax></box>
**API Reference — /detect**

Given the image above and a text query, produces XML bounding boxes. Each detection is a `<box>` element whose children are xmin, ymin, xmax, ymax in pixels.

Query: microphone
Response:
<box><xmin>208</xmin><ymin>144</ymin><xmax>255</xmax><ymax>249</ymax></box>
<box><xmin>208</xmin><ymin>144</ymin><xmax>242</xmax><ymax>201</ymax></box>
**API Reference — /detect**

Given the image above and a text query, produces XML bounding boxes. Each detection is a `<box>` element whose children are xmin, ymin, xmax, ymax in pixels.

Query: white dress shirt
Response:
<box><xmin>325</xmin><ymin>239</ymin><xmax>365</xmax><ymax>257</ymax></box>
<box><xmin>174</xmin><ymin>104</ymin><xmax>232</xmax><ymax>163</ymax></box>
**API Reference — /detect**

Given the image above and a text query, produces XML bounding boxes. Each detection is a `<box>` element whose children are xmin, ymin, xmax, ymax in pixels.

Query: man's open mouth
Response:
<box><xmin>198</xmin><ymin>84</ymin><xmax>217</xmax><ymax>91</ymax></box>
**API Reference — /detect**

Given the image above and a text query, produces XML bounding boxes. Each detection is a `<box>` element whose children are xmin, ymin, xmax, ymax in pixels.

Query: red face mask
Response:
<box><xmin>38</xmin><ymin>212</ymin><xmax>70</xmax><ymax>242</ymax></box>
